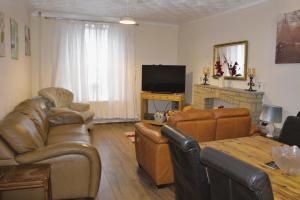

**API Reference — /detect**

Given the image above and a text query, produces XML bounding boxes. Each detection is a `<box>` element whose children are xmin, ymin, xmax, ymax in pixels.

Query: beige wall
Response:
<box><xmin>178</xmin><ymin>0</ymin><xmax>300</xmax><ymax>124</ymax></box>
<box><xmin>0</xmin><ymin>0</ymin><xmax>32</xmax><ymax>119</ymax></box>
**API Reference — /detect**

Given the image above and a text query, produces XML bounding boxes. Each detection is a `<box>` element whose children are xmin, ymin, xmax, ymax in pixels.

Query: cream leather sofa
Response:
<box><xmin>0</xmin><ymin>98</ymin><xmax>101</xmax><ymax>199</ymax></box>
<box><xmin>39</xmin><ymin>87</ymin><xmax>95</xmax><ymax>129</ymax></box>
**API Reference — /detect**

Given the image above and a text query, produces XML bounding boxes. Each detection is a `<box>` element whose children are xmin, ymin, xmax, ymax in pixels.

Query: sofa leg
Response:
<box><xmin>156</xmin><ymin>183</ymin><xmax>174</xmax><ymax>189</ymax></box>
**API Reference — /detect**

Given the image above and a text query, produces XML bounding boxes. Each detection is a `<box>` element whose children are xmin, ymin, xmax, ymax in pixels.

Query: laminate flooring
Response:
<box><xmin>92</xmin><ymin>123</ymin><xmax>175</xmax><ymax>200</ymax></box>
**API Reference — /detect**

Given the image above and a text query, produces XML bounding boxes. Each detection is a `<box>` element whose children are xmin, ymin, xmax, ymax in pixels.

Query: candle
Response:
<box><xmin>247</xmin><ymin>67</ymin><xmax>256</xmax><ymax>77</ymax></box>
<box><xmin>203</xmin><ymin>67</ymin><xmax>209</xmax><ymax>75</ymax></box>
<box><xmin>252</xmin><ymin>68</ymin><xmax>256</xmax><ymax>77</ymax></box>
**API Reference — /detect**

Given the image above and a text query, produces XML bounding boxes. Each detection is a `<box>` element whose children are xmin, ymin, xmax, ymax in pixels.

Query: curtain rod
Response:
<box><xmin>43</xmin><ymin>16</ymin><xmax>139</xmax><ymax>26</ymax></box>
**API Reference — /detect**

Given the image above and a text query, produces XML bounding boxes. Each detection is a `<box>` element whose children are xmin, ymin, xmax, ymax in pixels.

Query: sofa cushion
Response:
<box><xmin>213</xmin><ymin>108</ymin><xmax>249</xmax><ymax>119</ymax></box>
<box><xmin>168</xmin><ymin>110</ymin><xmax>214</xmax><ymax>126</ymax></box>
<box><xmin>0</xmin><ymin>112</ymin><xmax>44</xmax><ymax>154</ymax></box>
<box><xmin>16</xmin><ymin>99</ymin><xmax>48</xmax><ymax>121</ymax></box>
<box><xmin>47</xmin><ymin>124</ymin><xmax>90</xmax><ymax>145</ymax></box>
<box><xmin>175</xmin><ymin>120</ymin><xmax>217</xmax><ymax>142</ymax></box>
<box><xmin>0</xmin><ymin>138</ymin><xmax>14</xmax><ymax>159</ymax></box>
<box><xmin>213</xmin><ymin>108</ymin><xmax>251</xmax><ymax>140</ymax></box>
<box><xmin>14</xmin><ymin>105</ymin><xmax>48</xmax><ymax>142</ymax></box>
<box><xmin>39</xmin><ymin>87</ymin><xmax>74</xmax><ymax>107</ymax></box>
<box><xmin>215</xmin><ymin>117</ymin><xmax>251</xmax><ymax>140</ymax></box>
<box><xmin>15</xmin><ymin>99</ymin><xmax>49</xmax><ymax>130</ymax></box>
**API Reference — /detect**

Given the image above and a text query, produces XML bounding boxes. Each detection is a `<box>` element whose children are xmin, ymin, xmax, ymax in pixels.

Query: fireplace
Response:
<box><xmin>192</xmin><ymin>84</ymin><xmax>264</xmax><ymax>122</ymax></box>
<box><xmin>212</xmin><ymin>99</ymin><xmax>237</xmax><ymax>109</ymax></box>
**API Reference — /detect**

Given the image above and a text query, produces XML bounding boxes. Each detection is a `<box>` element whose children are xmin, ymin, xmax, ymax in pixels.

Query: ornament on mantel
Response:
<box><xmin>201</xmin><ymin>67</ymin><xmax>210</xmax><ymax>85</ymax></box>
<box><xmin>214</xmin><ymin>60</ymin><xmax>224</xmax><ymax>78</ymax></box>
<box><xmin>246</xmin><ymin>67</ymin><xmax>256</xmax><ymax>92</ymax></box>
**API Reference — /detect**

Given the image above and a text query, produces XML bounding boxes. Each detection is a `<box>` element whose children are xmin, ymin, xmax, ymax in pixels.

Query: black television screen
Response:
<box><xmin>142</xmin><ymin>65</ymin><xmax>186</xmax><ymax>93</ymax></box>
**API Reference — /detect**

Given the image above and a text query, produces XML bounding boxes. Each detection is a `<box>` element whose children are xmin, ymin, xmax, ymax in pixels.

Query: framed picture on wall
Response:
<box><xmin>10</xmin><ymin>18</ymin><xmax>18</xmax><ymax>60</ymax></box>
<box><xmin>0</xmin><ymin>12</ymin><xmax>5</xmax><ymax>57</ymax></box>
<box><xmin>213</xmin><ymin>41</ymin><xmax>248</xmax><ymax>80</ymax></box>
<box><xmin>25</xmin><ymin>25</ymin><xmax>31</xmax><ymax>56</ymax></box>
<box><xmin>276</xmin><ymin>10</ymin><xmax>300</xmax><ymax>64</ymax></box>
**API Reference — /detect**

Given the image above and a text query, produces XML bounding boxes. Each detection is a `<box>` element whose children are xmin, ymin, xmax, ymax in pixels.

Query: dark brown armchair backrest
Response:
<box><xmin>279</xmin><ymin>116</ymin><xmax>300</xmax><ymax>147</ymax></box>
<box><xmin>161</xmin><ymin>125</ymin><xmax>210</xmax><ymax>200</ymax></box>
<box><xmin>200</xmin><ymin>147</ymin><xmax>274</xmax><ymax>200</ymax></box>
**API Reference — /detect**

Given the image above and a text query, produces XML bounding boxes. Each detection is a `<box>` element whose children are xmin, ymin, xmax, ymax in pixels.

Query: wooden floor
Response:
<box><xmin>92</xmin><ymin>123</ymin><xmax>175</xmax><ymax>200</ymax></box>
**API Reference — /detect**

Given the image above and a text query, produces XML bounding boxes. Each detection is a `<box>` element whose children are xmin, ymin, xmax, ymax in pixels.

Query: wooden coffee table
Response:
<box><xmin>0</xmin><ymin>164</ymin><xmax>51</xmax><ymax>200</ymax></box>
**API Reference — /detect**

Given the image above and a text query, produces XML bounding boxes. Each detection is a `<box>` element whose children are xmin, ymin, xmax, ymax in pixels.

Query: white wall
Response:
<box><xmin>178</xmin><ymin>0</ymin><xmax>300</xmax><ymax>124</ymax></box>
<box><xmin>135</xmin><ymin>23</ymin><xmax>179</xmax><ymax>92</ymax></box>
<box><xmin>135</xmin><ymin>23</ymin><xmax>178</xmax><ymax>66</ymax></box>
<box><xmin>135</xmin><ymin>23</ymin><xmax>179</xmax><ymax>114</ymax></box>
<box><xmin>0</xmin><ymin>0</ymin><xmax>32</xmax><ymax>119</ymax></box>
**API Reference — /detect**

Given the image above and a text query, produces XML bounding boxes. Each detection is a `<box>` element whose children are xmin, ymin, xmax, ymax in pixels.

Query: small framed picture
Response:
<box><xmin>10</xmin><ymin>18</ymin><xmax>18</xmax><ymax>60</ymax></box>
<box><xmin>0</xmin><ymin>12</ymin><xmax>5</xmax><ymax>57</ymax></box>
<box><xmin>25</xmin><ymin>25</ymin><xmax>31</xmax><ymax>56</ymax></box>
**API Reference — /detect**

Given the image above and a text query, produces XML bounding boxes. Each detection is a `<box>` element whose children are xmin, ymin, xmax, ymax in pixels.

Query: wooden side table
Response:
<box><xmin>0</xmin><ymin>164</ymin><xmax>51</xmax><ymax>200</ymax></box>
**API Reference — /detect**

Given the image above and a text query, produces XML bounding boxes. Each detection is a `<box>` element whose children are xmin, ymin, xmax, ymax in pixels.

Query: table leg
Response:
<box><xmin>141</xmin><ymin>98</ymin><xmax>148</xmax><ymax>120</ymax></box>
<box><xmin>44</xmin><ymin>178</ymin><xmax>52</xmax><ymax>200</ymax></box>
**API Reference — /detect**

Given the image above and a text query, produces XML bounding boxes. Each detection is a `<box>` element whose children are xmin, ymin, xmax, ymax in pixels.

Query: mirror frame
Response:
<box><xmin>213</xmin><ymin>40</ymin><xmax>248</xmax><ymax>80</ymax></box>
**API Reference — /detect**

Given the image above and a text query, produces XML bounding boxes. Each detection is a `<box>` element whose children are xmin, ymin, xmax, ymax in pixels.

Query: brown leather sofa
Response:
<box><xmin>0</xmin><ymin>98</ymin><xmax>101</xmax><ymax>200</ymax></box>
<box><xmin>135</xmin><ymin>108</ymin><xmax>260</xmax><ymax>186</ymax></box>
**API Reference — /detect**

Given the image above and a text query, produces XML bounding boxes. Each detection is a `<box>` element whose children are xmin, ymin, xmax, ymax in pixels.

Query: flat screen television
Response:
<box><xmin>142</xmin><ymin>65</ymin><xmax>186</xmax><ymax>93</ymax></box>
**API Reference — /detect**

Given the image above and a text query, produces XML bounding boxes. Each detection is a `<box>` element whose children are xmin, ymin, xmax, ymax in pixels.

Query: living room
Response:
<box><xmin>0</xmin><ymin>0</ymin><xmax>300</xmax><ymax>199</ymax></box>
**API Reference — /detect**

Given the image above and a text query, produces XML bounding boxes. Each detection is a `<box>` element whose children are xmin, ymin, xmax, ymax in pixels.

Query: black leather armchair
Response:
<box><xmin>200</xmin><ymin>147</ymin><xmax>274</xmax><ymax>200</ymax></box>
<box><xmin>278</xmin><ymin>116</ymin><xmax>300</xmax><ymax>147</ymax></box>
<box><xmin>161</xmin><ymin>125</ymin><xmax>210</xmax><ymax>200</ymax></box>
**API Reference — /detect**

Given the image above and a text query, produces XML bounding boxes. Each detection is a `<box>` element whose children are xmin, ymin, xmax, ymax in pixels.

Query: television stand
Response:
<box><xmin>140</xmin><ymin>92</ymin><xmax>185</xmax><ymax>125</ymax></box>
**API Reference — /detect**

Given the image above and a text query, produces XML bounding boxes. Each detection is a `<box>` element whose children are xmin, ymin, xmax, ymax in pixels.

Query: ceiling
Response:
<box><xmin>30</xmin><ymin>0</ymin><xmax>267</xmax><ymax>25</ymax></box>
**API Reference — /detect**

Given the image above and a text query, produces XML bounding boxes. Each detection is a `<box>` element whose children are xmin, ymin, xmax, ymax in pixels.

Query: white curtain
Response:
<box><xmin>34</xmin><ymin>18</ymin><xmax>138</xmax><ymax>121</ymax></box>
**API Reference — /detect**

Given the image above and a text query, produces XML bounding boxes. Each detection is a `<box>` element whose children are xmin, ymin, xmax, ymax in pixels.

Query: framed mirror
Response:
<box><xmin>213</xmin><ymin>41</ymin><xmax>248</xmax><ymax>80</ymax></box>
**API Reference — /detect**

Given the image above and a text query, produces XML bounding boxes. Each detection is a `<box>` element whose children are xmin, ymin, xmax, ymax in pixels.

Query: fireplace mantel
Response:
<box><xmin>192</xmin><ymin>84</ymin><xmax>264</xmax><ymax>122</ymax></box>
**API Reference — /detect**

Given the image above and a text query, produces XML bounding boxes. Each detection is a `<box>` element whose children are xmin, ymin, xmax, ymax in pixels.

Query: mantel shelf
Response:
<box><xmin>194</xmin><ymin>84</ymin><xmax>264</xmax><ymax>96</ymax></box>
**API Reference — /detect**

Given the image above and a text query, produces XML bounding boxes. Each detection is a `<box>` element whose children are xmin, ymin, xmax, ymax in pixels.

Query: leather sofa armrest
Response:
<box><xmin>70</xmin><ymin>103</ymin><xmax>90</xmax><ymax>112</ymax></box>
<box><xmin>15</xmin><ymin>143</ymin><xmax>98</xmax><ymax>163</ymax></box>
<box><xmin>48</xmin><ymin>108</ymin><xmax>85</xmax><ymax>126</ymax></box>
<box><xmin>250</xmin><ymin>124</ymin><xmax>263</xmax><ymax>136</ymax></box>
<box><xmin>50</xmin><ymin>107</ymin><xmax>83</xmax><ymax>117</ymax></box>
<box><xmin>15</xmin><ymin>143</ymin><xmax>101</xmax><ymax>196</ymax></box>
<box><xmin>135</xmin><ymin>123</ymin><xmax>167</xmax><ymax>144</ymax></box>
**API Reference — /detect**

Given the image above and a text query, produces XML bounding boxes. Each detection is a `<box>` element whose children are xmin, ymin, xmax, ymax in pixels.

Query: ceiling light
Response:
<box><xmin>119</xmin><ymin>0</ymin><xmax>137</xmax><ymax>25</ymax></box>
<box><xmin>119</xmin><ymin>16</ymin><xmax>137</xmax><ymax>25</ymax></box>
